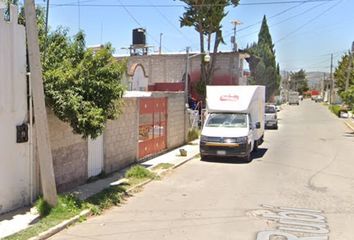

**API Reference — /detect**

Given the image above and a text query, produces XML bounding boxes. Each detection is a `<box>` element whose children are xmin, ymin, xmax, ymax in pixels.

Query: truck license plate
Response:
<box><xmin>217</xmin><ymin>150</ymin><xmax>226</xmax><ymax>155</ymax></box>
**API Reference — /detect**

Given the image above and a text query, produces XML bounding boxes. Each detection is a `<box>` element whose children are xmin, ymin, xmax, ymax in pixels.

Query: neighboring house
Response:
<box><xmin>116</xmin><ymin>51</ymin><xmax>250</xmax><ymax>97</ymax></box>
<box><xmin>0</xmin><ymin>5</ymin><xmax>32</xmax><ymax>214</ymax></box>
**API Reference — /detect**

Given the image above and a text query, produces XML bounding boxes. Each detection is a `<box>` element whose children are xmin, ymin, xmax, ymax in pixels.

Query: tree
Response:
<box><xmin>246</xmin><ymin>16</ymin><xmax>280</xmax><ymax>101</ymax></box>
<box><xmin>334</xmin><ymin>52</ymin><xmax>354</xmax><ymax>108</ymax></box>
<box><xmin>178</xmin><ymin>0</ymin><xmax>240</xmax><ymax>98</ymax></box>
<box><xmin>43</xmin><ymin>30</ymin><xmax>125</xmax><ymax>138</ymax></box>
<box><xmin>17</xmin><ymin>5</ymin><xmax>126</xmax><ymax>138</ymax></box>
<box><xmin>290</xmin><ymin>69</ymin><xmax>308</xmax><ymax>94</ymax></box>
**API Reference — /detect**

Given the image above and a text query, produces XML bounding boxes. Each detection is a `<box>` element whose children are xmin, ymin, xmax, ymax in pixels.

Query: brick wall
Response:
<box><xmin>103</xmin><ymin>98</ymin><xmax>138</xmax><ymax>173</ymax></box>
<box><xmin>47</xmin><ymin>109</ymin><xmax>88</xmax><ymax>192</ymax></box>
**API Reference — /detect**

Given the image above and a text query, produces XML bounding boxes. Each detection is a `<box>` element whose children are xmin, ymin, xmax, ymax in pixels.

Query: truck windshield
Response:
<box><xmin>265</xmin><ymin>106</ymin><xmax>276</xmax><ymax>113</ymax></box>
<box><xmin>205</xmin><ymin>113</ymin><xmax>247</xmax><ymax>128</ymax></box>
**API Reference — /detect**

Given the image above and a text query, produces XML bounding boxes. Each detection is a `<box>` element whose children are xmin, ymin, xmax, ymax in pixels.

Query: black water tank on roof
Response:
<box><xmin>132</xmin><ymin>28</ymin><xmax>146</xmax><ymax>45</ymax></box>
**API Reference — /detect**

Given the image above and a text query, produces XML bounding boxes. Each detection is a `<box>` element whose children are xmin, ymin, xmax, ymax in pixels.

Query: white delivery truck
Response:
<box><xmin>200</xmin><ymin>85</ymin><xmax>265</xmax><ymax>162</ymax></box>
<box><xmin>288</xmin><ymin>91</ymin><xmax>299</xmax><ymax>105</ymax></box>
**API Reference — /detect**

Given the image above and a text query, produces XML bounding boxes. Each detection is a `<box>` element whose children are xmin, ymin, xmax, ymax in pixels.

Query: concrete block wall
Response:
<box><xmin>47</xmin><ymin>109</ymin><xmax>88</xmax><ymax>192</ymax></box>
<box><xmin>103</xmin><ymin>98</ymin><xmax>138</xmax><ymax>173</ymax></box>
<box><xmin>34</xmin><ymin>94</ymin><xmax>184</xmax><ymax>195</ymax></box>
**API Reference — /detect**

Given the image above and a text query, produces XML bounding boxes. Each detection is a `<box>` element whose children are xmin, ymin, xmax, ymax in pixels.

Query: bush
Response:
<box><xmin>125</xmin><ymin>165</ymin><xmax>155</xmax><ymax>179</ymax></box>
<box><xmin>187</xmin><ymin>128</ymin><xmax>200</xmax><ymax>142</ymax></box>
<box><xmin>36</xmin><ymin>198</ymin><xmax>52</xmax><ymax>217</ymax></box>
<box><xmin>329</xmin><ymin>105</ymin><xmax>341</xmax><ymax>117</ymax></box>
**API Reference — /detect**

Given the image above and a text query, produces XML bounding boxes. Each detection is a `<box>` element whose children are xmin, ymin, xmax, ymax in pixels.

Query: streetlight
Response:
<box><xmin>184</xmin><ymin>47</ymin><xmax>211</xmax><ymax>105</ymax></box>
<box><xmin>345</xmin><ymin>41</ymin><xmax>354</xmax><ymax>91</ymax></box>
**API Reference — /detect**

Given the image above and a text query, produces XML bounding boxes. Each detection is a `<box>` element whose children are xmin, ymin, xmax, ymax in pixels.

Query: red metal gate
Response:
<box><xmin>138</xmin><ymin>98</ymin><xmax>167</xmax><ymax>159</ymax></box>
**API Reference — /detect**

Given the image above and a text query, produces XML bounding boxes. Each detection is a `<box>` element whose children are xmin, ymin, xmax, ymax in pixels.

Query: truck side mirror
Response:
<box><xmin>255</xmin><ymin>122</ymin><xmax>261</xmax><ymax>129</ymax></box>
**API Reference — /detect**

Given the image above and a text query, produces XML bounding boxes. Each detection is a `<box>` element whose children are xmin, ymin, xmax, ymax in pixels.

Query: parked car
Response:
<box><xmin>265</xmin><ymin>104</ymin><xmax>278</xmax><ymax>129</ymax></box>
<box><xmin>315</xmin><ymin>96</ymin><xmax>323</xmax><ymax>102</ymax></box>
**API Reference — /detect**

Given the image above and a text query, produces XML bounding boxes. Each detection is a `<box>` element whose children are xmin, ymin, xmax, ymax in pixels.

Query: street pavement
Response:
<box><xmin>50</xmin><ymin>99</ymin><xmax>354</xmax><ymax>240</ymax></box>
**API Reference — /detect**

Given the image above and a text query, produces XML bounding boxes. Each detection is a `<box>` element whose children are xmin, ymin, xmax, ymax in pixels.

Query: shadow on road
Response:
<box><xmin>252</xmin><ymin>148</ymin><xmax>268</xmax><ymax>160</ymax></box>
<box><xmin>201</xmin><ymin>148</ymin><xmax>268</xmax><ymax>164</ymax></box>
<box><xmin>344</xmin><ymin>132</ymin><xmax>354</xmax><ymax>138</ymax></box>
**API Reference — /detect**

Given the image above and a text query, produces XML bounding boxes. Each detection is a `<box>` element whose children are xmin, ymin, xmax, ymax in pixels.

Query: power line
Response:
<box><xmin>275</xmin><ymin>0</ymin><xmax>343</xmax><ymax>43</ymax></box>
<box><xmin>147</xmin><ymin>0</ymin><xmax>193</xmax><ymax>45</ymax></box>
<box><xmin>47</xmin><ymin>0</ymin><xmax>337</xmax><ymax>8</ymax></box>
<box><xmin>225</xmin><ymin>0</ymin><xmax>315</xmax><ymax>36</ymax></box>
<box><xmin>236</xmin><ymin>0</ymin><xmax>330</xmax><ymax>40</ymax></box>
<box><xmin>117</xmin><ymin>0</ymin><xmax>171</xmax><ymax>52</ymax></box>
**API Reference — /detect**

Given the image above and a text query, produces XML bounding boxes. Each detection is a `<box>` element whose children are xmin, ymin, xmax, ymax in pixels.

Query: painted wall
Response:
<box><xmin>0</xmin><ymin>6</ymin><xmax>31</xmax><ymax>214</ymax></box>
<box><xmin>117</xmin><ymin>52</ymin><xmax>249</xmax><ymax>94</ymax></box>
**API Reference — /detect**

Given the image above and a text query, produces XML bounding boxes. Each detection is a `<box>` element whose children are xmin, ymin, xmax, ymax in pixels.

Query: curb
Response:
<box><xmin>28</xmin><ymin>209</ymin><xmax>91</xmax><ymax>240</ymax></box>
<box><xmin>28</xmin><ymin>151</ymin><xmax>200</xmax><ymax>240</ymax></box>
<box><xmin>344</xmin><ymin>120</ymin><xmax>354</xmax><ymax>132</ymax></box>
<box><xmin>172</xmin><ymin>152</ymin><xmax>200</xmax><ymax>169</ymax></box>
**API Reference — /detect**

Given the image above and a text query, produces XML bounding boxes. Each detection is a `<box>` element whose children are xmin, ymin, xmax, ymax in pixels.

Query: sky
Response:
<box><xmin>35</xmin><ymin>0</ymin><xmax>354</xmax><ymax>73</ymax></box>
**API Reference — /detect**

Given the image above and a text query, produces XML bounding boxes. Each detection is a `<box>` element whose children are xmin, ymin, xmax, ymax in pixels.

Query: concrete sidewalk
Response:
<box><xmin>0</xmin><ymin>140</ymin><xmax>200</xmax><ymax>239</ymax></box>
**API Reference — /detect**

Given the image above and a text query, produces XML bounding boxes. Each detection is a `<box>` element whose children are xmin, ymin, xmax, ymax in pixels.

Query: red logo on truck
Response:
<box><xmin>220</xmin><ymin>94</ymin><xmax>239</xmax><ymax>102</ymax></box>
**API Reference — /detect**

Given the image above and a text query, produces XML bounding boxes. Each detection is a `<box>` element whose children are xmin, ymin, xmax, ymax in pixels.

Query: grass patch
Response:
<box><xmin>5</xmin><ymin>195</ymin><xmax>83</xmax><ymax>240</ymax></box>
<box><xmin>85</xmin><ymin>185</ymin><xmax>127</xmax><ymax>215</ymax></box>
<box><xmin>125</xmin><ymin>165</ymin><xmax>155</xmax><ymax>179</ymax></box>
<box><xmin>6</xmin><ymin>165</ymin><xmax>157</xmax><ymax>240</ymax></box>
<box><xmin>329</xmin><ymin>105</ymin><xmax>341</xmax><ymax>117</ymax></box>
<box><xmin>152</xmin><ymin>163</ymin><xmax>174</xmax><ymax>170</ymax></box>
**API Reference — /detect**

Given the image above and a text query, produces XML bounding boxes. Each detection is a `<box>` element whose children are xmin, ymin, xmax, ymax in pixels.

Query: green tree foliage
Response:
<box><xmin>246</xmin><ymin>16</ymin><xmax>280</xmax><ymax>101</ymax></box>
<box><xmin>16</xmin><ymin>5</ymin><xmax>126</xmax><ymax>138</ymax></box>
<box><xmin>178</xmin><ymin>0</ymin><xmax>239</xmax><ymax>98</ymax></box>
<box><xmin>334</xmin><ymin>53</ymin><xmax>354</xmax><ymax>108</ymax></box>
<box><xmin>290</xmin><ymin>69</ymin><xmax>309</xmax><ymax>94</ymax></box>
<box><xmin>43</xmin><ymin>30</ymin><xmax>125</xmax><ymax>138</ymax></box>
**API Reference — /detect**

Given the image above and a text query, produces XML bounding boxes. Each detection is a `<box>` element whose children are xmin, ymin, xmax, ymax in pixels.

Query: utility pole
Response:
<box><xmin>345</xmin><ymin>41</ymin><xmax>354</xmax><ymax>91</ymax></box>
<box><xmin>184</xmin><ymin>46</ymin><xmax>190</xmax><ymax>104</ymax></box>
<box><xmin>159</xmin><ymin>33</ymin><xmax>163</xmax><ymax>55</ymax></box>
<box><xmin>330</xmin><ymin>53</ymin><xmax>333</xmax><ymax>104</ymax></box>
<box><xmin>24</xmin><ymin>0</ymin><xmax>57</xmax><ymax>206</ymax></box>
<box><xmin>231</xmin><ymin>20</ymin><xmax>241</xmax><ymax>52</ymax></box>
<box><xmin>43</xmin><ymin>0</ymin><xmax>49</xmax><ymax>61</ymax></box>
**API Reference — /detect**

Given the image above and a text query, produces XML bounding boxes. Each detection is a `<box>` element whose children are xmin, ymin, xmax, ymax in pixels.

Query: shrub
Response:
<box><xmin>329</xmin><ymin>105</ymin><xmax>341</xmax><ymax>117</ymax></box>
<box><xmin>36</xmin><ymin>198</ymin><xmax>52</xmax><ymax>217</ymax></box>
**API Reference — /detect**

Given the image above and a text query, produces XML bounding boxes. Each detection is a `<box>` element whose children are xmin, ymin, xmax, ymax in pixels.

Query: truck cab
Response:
<box><xmin>200</xmin><ymin>112</ymin><xmax>262</xmax><ymax>162</ymax></box>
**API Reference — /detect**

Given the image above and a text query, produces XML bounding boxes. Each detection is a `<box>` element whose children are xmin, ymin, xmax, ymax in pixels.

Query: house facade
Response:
<box><xmin>117</xmin><ymin>51</ymin><xmax>250</xmax><ymax>97</ymax></box>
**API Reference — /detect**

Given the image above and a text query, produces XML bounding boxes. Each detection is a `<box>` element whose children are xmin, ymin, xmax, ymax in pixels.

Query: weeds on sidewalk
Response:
<box><xmin>152</xmin><ymin>163</ymin><xmax>174</xmax><ymax>170</ymax></box>
<box><xmin>5</xmin><ymin>195</ymin><xmax>83</xmax><ymax>240</ymax></box>
<box><xmin>5</xmin><ymin>164</ymin><xmax>157</xmax><ymax>240</ymax></box>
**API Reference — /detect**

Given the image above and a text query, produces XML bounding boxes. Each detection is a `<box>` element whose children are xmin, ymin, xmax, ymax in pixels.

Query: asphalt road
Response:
<box><xmin>51</xmin><ymin>100</ymin><xmax>354</xmax><ymax>240</ymax></box>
